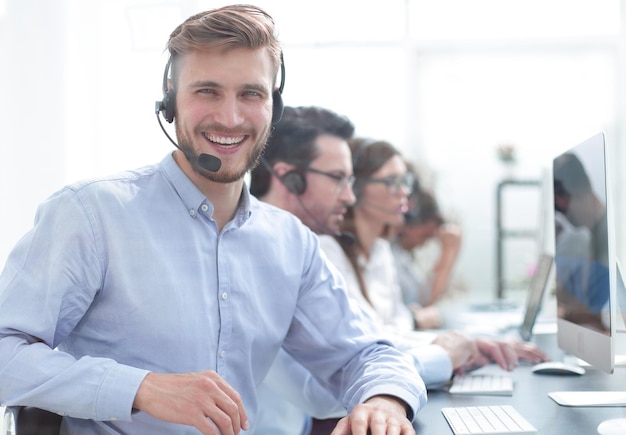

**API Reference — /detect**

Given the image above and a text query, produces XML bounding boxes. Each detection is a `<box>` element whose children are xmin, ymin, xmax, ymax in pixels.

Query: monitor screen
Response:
<box><xmin>552</xmin><ymin>132</ymin><xmax>617</xmax><ymax>374</ymax></box>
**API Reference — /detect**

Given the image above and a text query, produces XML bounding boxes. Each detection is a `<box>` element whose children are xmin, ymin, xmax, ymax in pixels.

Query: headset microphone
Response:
<box><xmin>197</xmin><ymin>153</ymin><xmax>222</xmax><ymax>172</ymax></box>
<box><xmin>337</xmin><ymin>230</ymin><xmax>356</xmax><ymax>246</ymax></box>
<box><xmin>154</xmin><ymin>105</ymin><xmax>222</xmax><ymax>172</ymax></box>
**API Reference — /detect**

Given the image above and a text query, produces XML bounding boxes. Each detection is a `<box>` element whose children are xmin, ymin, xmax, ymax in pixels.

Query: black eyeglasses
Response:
<box><xmin>360</xmin><ymin>173</ymin><xmax>415</xmax><ymax>194</ymax></box>
<box><xmin>305</xmin><ymin>167</ymin><xmax>355</xmax><ymax>194</ymax></box>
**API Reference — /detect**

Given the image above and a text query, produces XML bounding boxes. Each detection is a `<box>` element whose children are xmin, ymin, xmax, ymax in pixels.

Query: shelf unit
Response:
<box><xmin>495</xmin><ymin>179</ymin><xmax>541</xmax><ymax>300</ymax></box>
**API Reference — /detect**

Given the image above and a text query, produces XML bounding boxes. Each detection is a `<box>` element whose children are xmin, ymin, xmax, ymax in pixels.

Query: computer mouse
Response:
<box><xmin>531</xmin><ymin>361</ymin><xmax>586</xmax><ymax>376</ymax></box>
<box><xmin>597</xmin><ymin>418</ymin><xmax>626</xmax><ymax>434</ymax></box>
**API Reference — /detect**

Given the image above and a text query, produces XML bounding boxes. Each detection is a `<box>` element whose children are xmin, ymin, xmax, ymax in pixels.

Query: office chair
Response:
<box><xmin>1</xmin><ymin>406</ymin><xmax>62</xmax><ymax>435</ymax></box>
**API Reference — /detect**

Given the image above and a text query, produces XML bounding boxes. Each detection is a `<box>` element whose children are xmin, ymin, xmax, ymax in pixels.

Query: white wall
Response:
<box><xmin>2</xmin><ymin>0</ymin><xmax>625</xmax><ymax>302</ymax></box>
<box><xmin>0</xmin><ymin>0</ymin><xmax>189</xmax><ymax>262</ymax></box>
<box><xmin>1</xmin><ymin>1</ymin><xmax>67</xmax><ymax>262</ymax></box>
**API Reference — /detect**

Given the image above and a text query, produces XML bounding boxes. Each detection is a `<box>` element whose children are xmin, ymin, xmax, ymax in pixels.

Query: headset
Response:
<box><xmin>280</xmin><ymin>168</ymin><xmax>307</xmax><ymax>195</ymax></box>
<box><xmin>156</xmin><ymin>52</ymin><xmax>285</xmax><ymax>125</ymax></box>
<box><xmin>259</xmin><ymin>156</ymin><xmax>306</xmax><ymax>195</ymax></box>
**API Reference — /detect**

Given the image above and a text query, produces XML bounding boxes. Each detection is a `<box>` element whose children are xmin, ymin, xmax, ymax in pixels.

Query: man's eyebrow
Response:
<box><xmin>242</xmin><ymin>83</ymin><xmax>270</xmax><ymax>94</ymax></box>
<box><xmin>188</xmin><ymin>80</ymin><xmax>221</xmax><ymax>89</ymax></box>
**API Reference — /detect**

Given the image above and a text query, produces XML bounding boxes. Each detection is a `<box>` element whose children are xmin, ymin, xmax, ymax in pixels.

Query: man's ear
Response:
<box><xmin>272</xmin><ymin>161</ymin><xmax>295</xmax><ymax>178</ymax></box>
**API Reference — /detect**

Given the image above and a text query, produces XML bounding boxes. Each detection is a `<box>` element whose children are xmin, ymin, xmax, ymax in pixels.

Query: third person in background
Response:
<box><xmin>391</xmin><ymin>171</ymin><xmax>463</xmax><ymax>329</ymax></box>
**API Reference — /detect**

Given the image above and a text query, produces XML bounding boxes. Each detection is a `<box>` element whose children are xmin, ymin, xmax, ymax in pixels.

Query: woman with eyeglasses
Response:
<box><xmin>319</xmin><ymin>138</ymin><xmax>420</xmax><ymax>331</ymax></box>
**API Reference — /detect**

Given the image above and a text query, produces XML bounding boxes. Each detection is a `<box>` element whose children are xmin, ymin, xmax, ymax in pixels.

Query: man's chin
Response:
<box><xmin>202</xmin><ymin>169</ymin><xmax>247</xmax><ymax>184</ymax></box>
<box><xmin>192</xmin><ymin>155</ymin><xmax>252</xmax><ymax>183</ymax></box>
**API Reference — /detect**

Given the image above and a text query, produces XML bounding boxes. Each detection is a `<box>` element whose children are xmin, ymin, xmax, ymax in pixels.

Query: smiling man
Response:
<box><xmin>0</xmin><ymin>5</ymin><xmax>426</xmax><ymax>435</ymax></box>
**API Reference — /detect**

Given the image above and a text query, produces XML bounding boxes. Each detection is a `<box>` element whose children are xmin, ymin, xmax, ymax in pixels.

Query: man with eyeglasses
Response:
<box><xmin>250</xmin><ymin>106</ymin><xmax>357</xmax><ymax>238</ymax></box>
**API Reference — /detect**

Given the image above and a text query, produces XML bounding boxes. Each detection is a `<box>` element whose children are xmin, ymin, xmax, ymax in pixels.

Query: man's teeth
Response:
<box><xmin>207</xmin><ymin>134</ymin><xmax>244</xmax><ymax>145</ymax></box>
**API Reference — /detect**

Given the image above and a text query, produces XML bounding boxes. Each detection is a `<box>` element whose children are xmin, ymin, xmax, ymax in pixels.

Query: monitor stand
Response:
<box><xmin>549</xmin><ymin>261</ymin><xmax>626</xmax><ymax>407</ymax></box>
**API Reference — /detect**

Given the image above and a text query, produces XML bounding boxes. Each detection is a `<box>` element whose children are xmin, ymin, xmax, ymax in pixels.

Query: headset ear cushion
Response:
<box><xmin>162</xmin><ymin>90</ymin><xmax>176</xmax><ymax>123</ymax></box>
<box><xmin>281</xmin><ymin>171</ymin><xmax>306</xmax><ymax>195</ymax></box>
<box><xmin>272</xmin><ymin>90</ymin><xmax>284</xmax><ymax>125</ymax></box>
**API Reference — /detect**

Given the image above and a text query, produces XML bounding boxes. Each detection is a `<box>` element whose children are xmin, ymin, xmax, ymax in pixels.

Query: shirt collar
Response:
<box><xmin>160</xmin><ymin>152</ymin><xmax>252</xmax><ymax>225</ymax></box>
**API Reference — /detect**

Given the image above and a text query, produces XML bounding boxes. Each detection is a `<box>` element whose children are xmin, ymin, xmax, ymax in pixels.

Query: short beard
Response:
<box><xmin>176</xmin><ymin>124</ymin><xmax>271</xmax><ymax>184</ymax></box>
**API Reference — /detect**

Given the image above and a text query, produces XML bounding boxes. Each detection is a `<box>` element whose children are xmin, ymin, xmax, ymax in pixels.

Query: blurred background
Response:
<box><xmin>1</xmin><ymin>0</ymin><xmax>624</xmax><ymax>303</ymax></box>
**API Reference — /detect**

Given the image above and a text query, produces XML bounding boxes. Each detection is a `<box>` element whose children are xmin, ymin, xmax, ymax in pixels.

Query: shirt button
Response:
<box><xmin>221</xmin><ymin>292</ymin><xmax>228</xmax><ymax>300</ymax></box>
<box><xmin>189</xmin><ymin>209</ymin><xmax>196</xmax><ymax>217</ymax></box>
<box><xmin>220</xmin><ymin>350</ymin><xmax>226</xmax><ymax>358</ymax></box>
<box><xmin>201</xmin><ymin>204</ymin><xmax>209</xmax><ymax>212</ymax></box>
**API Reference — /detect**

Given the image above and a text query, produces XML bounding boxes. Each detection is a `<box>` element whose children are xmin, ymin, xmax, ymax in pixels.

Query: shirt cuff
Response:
<box><xmin>407</xmin><ymin>344</ymin><xmax>453</xmax><ymax>388</ymax></box>
<box><xmin>95</xmin><ymin>364</ymin><xmax>150</xmax><ymax>421</ymax></box>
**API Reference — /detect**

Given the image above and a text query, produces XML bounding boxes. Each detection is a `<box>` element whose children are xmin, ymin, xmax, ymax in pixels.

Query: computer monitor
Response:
<box><xmin>548</xmin><ymin>131</ymin><xmax>626</xmax><ymax>407</ymax></box>
<box><xmin>552</xmin><ymin>132</ymin><xmax>617</xmax><ymax>373</ymax></box>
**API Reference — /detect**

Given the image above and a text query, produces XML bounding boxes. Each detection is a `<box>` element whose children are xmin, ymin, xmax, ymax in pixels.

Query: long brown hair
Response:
<box><xmin>338</xmin><ymin>137</ymin><xmax>401</xmax><ymax>303</ymax></box>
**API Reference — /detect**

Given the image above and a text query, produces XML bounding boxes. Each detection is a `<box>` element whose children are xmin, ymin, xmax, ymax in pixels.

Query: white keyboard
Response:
<box><xmin>442</xmin><ymin>405</ymin><xmax>537</xmax><ymax>434</ymax></box>
<box><xmin>449</xmin><ymin>374</ymin><xmax>514</xmax><ymax>396</ymax></box>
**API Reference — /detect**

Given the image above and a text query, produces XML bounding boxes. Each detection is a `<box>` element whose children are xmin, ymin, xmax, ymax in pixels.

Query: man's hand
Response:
<box><xmin>330</xmin><ymin>395</ymin><xmax>415</xmax><ymax>435</ymax></box>
<box><xmin>434</xmin><ymin>330</ymin><xmax>551</xmax><ymax>376</ymax></box>
<box><xmin>474</xmin><ymin>337</ymin><xmax>519</xmax><ymax>371</ymax></box>
<box><xmin>133</xmin><ymin>371</ymin><xmax>248</xmax><ymax>435</ymax></box>
<box><xmin>503</xmin><ymin>337</ymin><xmax>550</xmax><ymax>364</ymax></box>
<box><xmin>434</xmin><ymin>331</ymin><xmax>515</xmax><ymax>374</ymax></box>
<box><xmin>433</xmin><ymin>330</ymin><xmax>484</xmax><ymax>374</ymax></box>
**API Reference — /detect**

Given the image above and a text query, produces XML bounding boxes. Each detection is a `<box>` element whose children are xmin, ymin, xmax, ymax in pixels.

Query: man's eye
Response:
<box><xmin>198</xmin><ymin>89</ymin><xmax>216</xmax><ymax>94</ymax></box>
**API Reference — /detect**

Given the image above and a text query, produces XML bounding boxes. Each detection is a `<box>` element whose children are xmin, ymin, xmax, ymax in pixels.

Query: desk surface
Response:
<box><xmin>413</xmin><ymin>333</ymin><xmax>626</xmax><ymax>434</ymax></box>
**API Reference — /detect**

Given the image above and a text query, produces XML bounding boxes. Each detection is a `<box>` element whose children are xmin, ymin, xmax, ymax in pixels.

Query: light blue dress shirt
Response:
<box><xmin>0</xmin><ymin>153</ymin><xmax>426</xmax><ymax>434</ymax></box>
